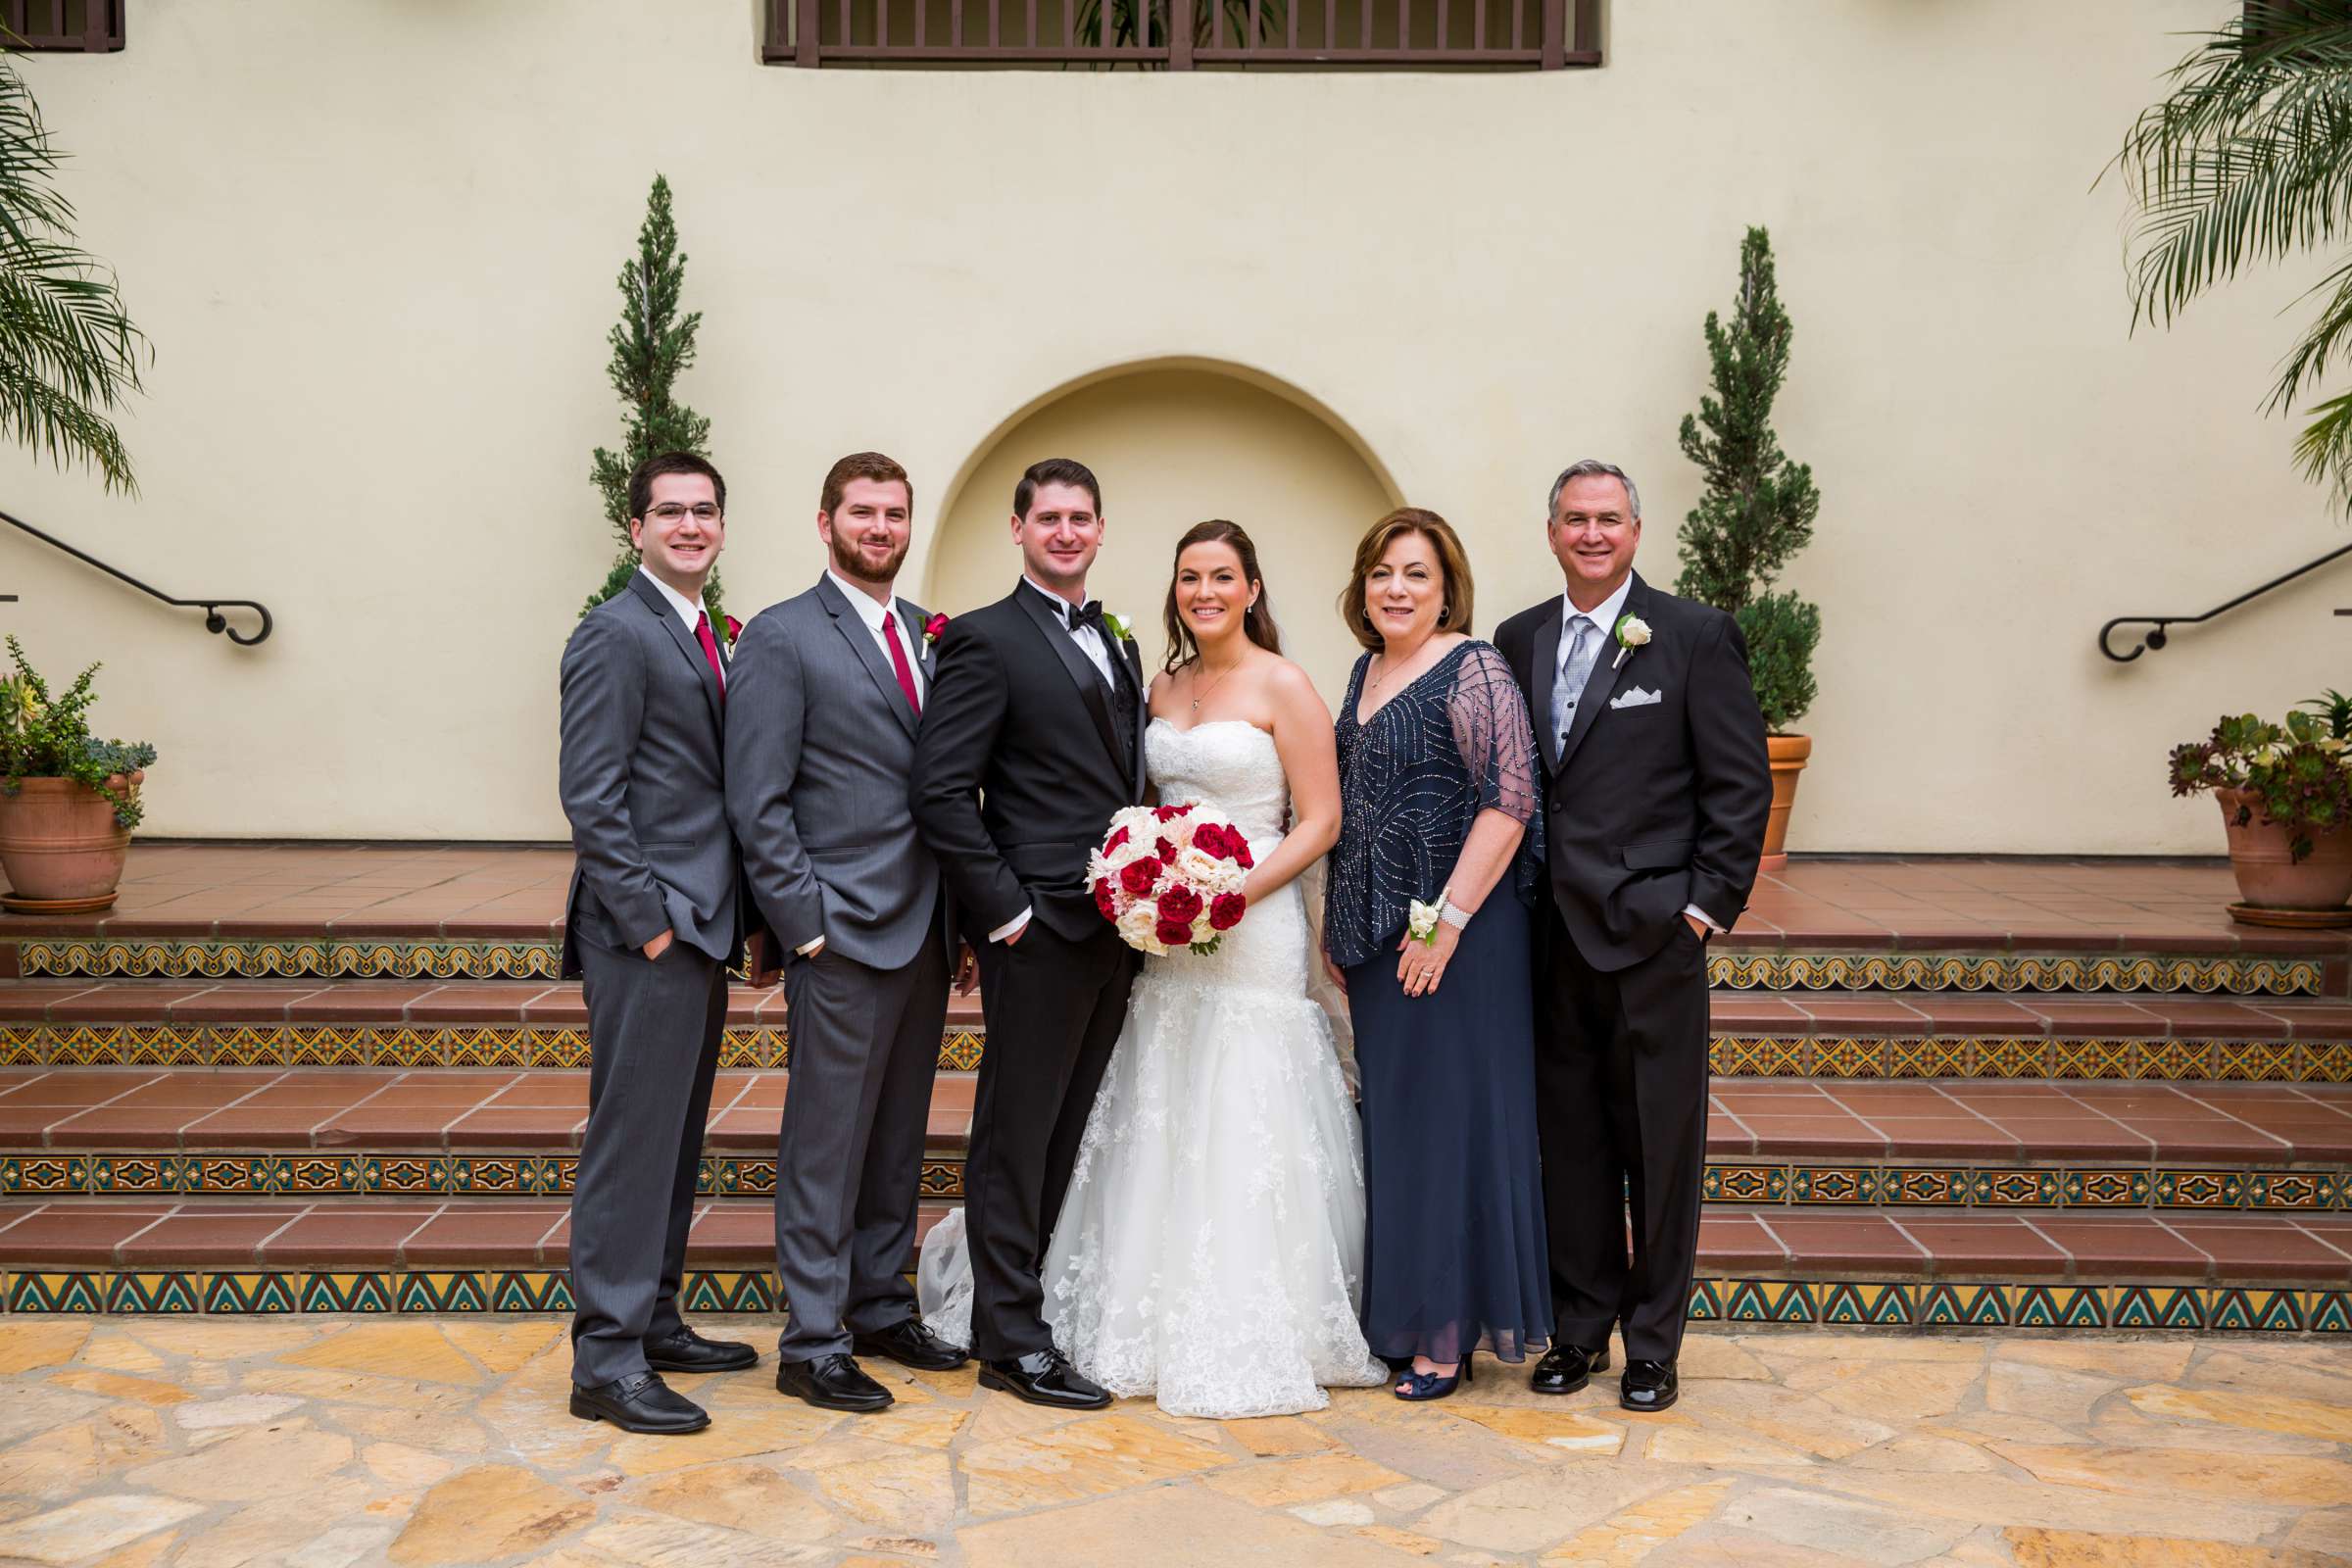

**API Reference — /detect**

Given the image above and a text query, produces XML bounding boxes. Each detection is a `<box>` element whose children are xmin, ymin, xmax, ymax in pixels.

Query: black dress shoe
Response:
<box><xmin>568</xmin><ymin>1371</ymin><xmax>710</xmax><ymax>1434</ymax></box>
<box><xmin>776</xmin><ymin>1352</ymin><xmax>893</xmax><ymax>1413</ymax></box>
<box><xmin>978</xmin><ymin>1348</ymin><xmax>1110</xmax><ymax>1410</ymax></box>
<box><xmin>853</xmin><ymin>1317</ymin><xmax>969</xmax><ymax>1372</ymax></box>
<box><xmin>1529</xmin><ymin>1343</ymin><xmax>1611</xmax><ymax>1396</ymax></box>
<box><xmin>645</xmin><ymin>1326</ymin><xmax>759</xmax><ymax>1373</ymax></box>
<box><xmin>1619</xmin><ymin>1358</ymin><xmax>1679</xmax><ymax>1413</ymax></box>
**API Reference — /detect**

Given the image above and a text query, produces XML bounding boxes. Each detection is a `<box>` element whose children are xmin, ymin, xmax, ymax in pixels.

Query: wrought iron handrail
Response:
<box><xmin>0</xmin><ymin>507</ymin><xmax>271</xmax><ymax>646</ymax></box>
<box><xmin>2099</xmin><ymin>540</ymin><xmax>2352</xmax><ymax>662</ymax></box>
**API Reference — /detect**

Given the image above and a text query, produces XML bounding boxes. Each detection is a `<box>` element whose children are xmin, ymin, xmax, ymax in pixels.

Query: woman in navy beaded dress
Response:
<box><xmin>1324</xmin><ymin>508</ymin><xmax>1551</xmax><ymax>1400</ymax></box>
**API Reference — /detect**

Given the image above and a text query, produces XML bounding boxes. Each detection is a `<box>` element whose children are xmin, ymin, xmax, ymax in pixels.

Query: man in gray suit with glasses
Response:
<box><xmin>560</xmin><ymin>451</ymin><xmax>760</xmax><ymax>1436</ymax></box>
<box><xmin>728</xmin><ymin>451</ymin><xmax>966</xmax><ymax>1413</ymax></box>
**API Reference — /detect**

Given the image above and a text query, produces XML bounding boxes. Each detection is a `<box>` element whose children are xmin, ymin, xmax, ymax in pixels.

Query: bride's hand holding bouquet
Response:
<box><xmin>1090</xmin><ymin>802</ymin><xmax>1253</xmax><ymax>956</ymax></box>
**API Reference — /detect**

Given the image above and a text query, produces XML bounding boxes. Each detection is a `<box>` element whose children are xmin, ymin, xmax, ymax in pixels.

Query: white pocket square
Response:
<box><xmin>1609</xmin><ymin>687</ymin><xmax>1663</xmax><ymax>710</ymax></box>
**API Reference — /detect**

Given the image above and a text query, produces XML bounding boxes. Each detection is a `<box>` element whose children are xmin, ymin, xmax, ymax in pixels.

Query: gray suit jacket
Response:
<box><xmin>558</xmin><ymin>569</ymin><xmax>742</xmax><ymax>976</ymax></box>
<box><xmin>726</xmin><ymin>574</ymin><xmax>947</xmax><ymax>972</ymax></box>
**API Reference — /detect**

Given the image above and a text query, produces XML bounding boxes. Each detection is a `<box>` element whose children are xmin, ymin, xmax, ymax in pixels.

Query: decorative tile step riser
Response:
<box><xmin>16</xmin><ymin>939</ymin><xmax>2331</xmax><ymax>996</ymax></box>
<box><xmin>8</xmin><ymin>1154</ymin><xmax>2347</xmax><ymax>1209</ymax></box>
<box><xmin>7</xmin><ymin>1024</ymin><xmax>2352</xmax><ymax>1080</ymax></box>
<box><xmin>4</xmin><ymin>1268</ymin><xmax>2344</xmax><ymax>1332</ymax></box>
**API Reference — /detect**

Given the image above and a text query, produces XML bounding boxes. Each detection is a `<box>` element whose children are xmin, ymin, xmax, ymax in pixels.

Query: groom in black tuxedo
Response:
<box><xmin>1495</xmin><ymin>459</ymin><xmax>1770</xmax><ymax>1415</ymax></box>
<box><xmin>911</xmin><ymin>457</ymin><xmax>1148</xmax><ymax>1409</ymax></box>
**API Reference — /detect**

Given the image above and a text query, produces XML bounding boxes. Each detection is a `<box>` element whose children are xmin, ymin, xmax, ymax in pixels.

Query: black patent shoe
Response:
<box><xmin>776</xmin><ymin>1351</ymin><xmax>893</xmax><ymax>1413</ymax></box>
<box><xmin>1619</xmin><ymin>1358</ymin><xmax>1679</xmax><ymax>1413</ymax></box>
<box><xmin>1529</xmin><ymin>1344</ymin><xmax>1611</xmax><ymax>1396</ymax></box>
<box><xmin>979</xmin><ymin>1348</ymin><xmax>1111</xmax><ymax>1410</ymax></box>
<box><xmin>645</xmin><ymin>1326</ymin><xmax>760</xmax><ymax>1373</ymax></box>
<box><xmin>569</xmin><ymin>1371</ymin><xmax>710</xmax><ymax>1434</ymax></box>
<box><xmin>853</xmin><ymin>1316</ymin><xmax>969</xmax><ymax>1372</ymax></box>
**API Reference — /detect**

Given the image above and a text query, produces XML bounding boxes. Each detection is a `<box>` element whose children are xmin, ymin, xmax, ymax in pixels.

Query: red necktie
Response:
<box><xmin>882</xmin><ymin>611</ymin><xmax>922</xmax><ymax>716</ymax></box>
<box><xmin>693</xmin><ymin>612</ymin><xmax>726</xmax><ymax>700</ymax></box>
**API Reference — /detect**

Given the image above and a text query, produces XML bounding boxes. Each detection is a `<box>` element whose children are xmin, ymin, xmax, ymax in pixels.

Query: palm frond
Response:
<box><xmin>0</xmin><ymin>55</ymin><xmax>147</xmax><ymax>493</ymax></box>
<box><xmin>2109</xmin><ymin>2</ymin><xmax>2352</xmax><ymax>514</ymax></box>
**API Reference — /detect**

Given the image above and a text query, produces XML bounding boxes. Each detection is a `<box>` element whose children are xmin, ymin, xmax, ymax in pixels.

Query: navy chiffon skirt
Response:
<box><xmin>1346</xmin><ymin>894</ymin><xmax>1551</xmax><ymax>1365</ymax></box>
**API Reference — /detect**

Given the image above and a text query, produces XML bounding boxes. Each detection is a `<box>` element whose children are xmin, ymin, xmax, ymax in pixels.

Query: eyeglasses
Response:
<box><xmin>647</xmin><ymin>503</ymin><xmax>722</xmax><ymax>524</ymax></box>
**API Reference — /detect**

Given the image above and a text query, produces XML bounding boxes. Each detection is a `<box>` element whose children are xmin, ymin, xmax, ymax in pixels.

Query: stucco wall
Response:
<box><xmin>0</xmin><ymin>0</ymin><xmax>2333</xmax><ymax>851</ymax></box>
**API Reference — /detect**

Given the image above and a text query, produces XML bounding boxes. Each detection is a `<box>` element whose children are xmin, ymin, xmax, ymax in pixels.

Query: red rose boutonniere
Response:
<box><xmin>924</xmin><ymin>612</ymin><xmax>950</xmax><ymax>649</ymax></box>
<box><xmin>723</xmin><ymin>614</ymin><xmax>742</xmax><ymax>647</ymax></box>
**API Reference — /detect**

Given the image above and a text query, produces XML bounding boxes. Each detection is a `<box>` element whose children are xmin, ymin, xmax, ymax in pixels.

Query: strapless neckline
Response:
<box><xmin>1148</xmin><ymin>716</ymin><xmax>1272</xmax><ymax>740</ymax></box>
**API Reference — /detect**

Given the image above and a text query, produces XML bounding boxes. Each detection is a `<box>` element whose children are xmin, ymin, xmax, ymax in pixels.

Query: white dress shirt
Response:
<box><xmin>992</xmin><ymin>576</ymin><xmax>1121</xmax><ymax>945</ymax></box>
<box><xmin>826</xmin><ymin>569</ymin><xmax>925</xmax><ymax>706</ymax></box>
<box><xmin>1555</xmin><ymin>578</ymin><xmax>1724</xmax><ymax>938</ymax></box>
<box><xmin>638</xmin><ymin>565</ymin><xmax>709</xmax><ymax>638</ymax></box>
<box><xmin>1025</xmin><ymin>574</ymin><xmax>1116</xmax><ymax>686</ymax></box>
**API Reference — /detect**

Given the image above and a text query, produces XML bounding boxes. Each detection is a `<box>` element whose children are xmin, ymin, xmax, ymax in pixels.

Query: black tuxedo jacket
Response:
<box><xmin>911</xmin><ymin>581</ymin><xmax>1149</xmax><ymax>944</ymax></box>
<box><xmin>1494</xmin><ymin>570</ymin><xmax>1772</xmax><ymax>973</ymax></box>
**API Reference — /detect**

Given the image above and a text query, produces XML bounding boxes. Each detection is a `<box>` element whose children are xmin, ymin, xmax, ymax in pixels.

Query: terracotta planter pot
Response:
<box><xmin>2216</xmin><ymin>787</ymin><xmax>2352</xmax><ymax>911</ymax></box>
<box><xmin>0</xmin><ymin>775</ymin><xmax>133</xmax><ymax>910</ymax></box>
<box><xmin>1758</xmin><ymin>734</ymin><xmax>1812</xmax><ymax>874</ymax></box>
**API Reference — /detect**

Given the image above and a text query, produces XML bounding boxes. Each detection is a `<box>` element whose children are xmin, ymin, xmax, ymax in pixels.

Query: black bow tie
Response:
<box><xmin>1066</xmin><ymin>600</ymin><xmax>1106</xmax><ymax>634</ymax></box>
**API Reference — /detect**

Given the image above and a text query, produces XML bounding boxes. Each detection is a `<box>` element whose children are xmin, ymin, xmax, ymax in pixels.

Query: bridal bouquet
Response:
<box><xmin>1090</xmin><ymin>802</ymin><xmax>1252</xmax><ymax>956</ymax></box>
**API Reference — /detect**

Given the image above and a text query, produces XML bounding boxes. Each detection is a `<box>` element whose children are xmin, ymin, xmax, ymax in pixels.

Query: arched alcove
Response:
<box><xmin>925</xmin><ymin>365</ymin><xmax>1398</xmax><ymax>705</ymax></box>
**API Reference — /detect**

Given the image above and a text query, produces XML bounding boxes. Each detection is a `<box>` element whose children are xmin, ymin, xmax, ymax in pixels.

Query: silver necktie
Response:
<box><xmin>1552</xmin><ymin>615</ymin><xmax>1597</xmax><ymax>752</ymax></box>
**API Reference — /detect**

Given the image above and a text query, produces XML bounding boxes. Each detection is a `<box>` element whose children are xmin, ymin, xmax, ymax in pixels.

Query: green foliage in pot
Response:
<box><xmin>0</xmin><ymin>637</ymin><xmax>154</xmax><ymax>828</ymax></box>
<box><xmin>1737</xmin><ymin>590</ymin><xmax>1820</xmax><ymax>734</ymax></box>
<box><xmin>2170</xmin><ymin>693</ymin><xmax>2352</xmax><ymax>862</ymax></box>
<box><xmin>583</xmin><ymin>174</ymin><xmax>724</xmax><ymax>622</ymax></box>
<box><xmin>1674</xmin><ymin>226</ymin><xmax>1822</xmax><ymax>733</ymax></box>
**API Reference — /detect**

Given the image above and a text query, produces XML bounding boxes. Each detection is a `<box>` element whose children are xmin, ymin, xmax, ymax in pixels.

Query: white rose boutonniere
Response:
<box><xmin>1611</xmin><ymin>612</ymin><xmax>1651</xmax><ymax>671</ymax></box>
<box><xmin>1102</xmin><ymin>610</ymin><xmax>1135</xmax><ymax>643</ymax></box>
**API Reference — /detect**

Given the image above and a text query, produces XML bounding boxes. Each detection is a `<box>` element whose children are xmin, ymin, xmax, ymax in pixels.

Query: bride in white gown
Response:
<box><xmin>920</xmin><ymin>521</ymin><xmax>1388</xmax><ymax>1418</ymax></box>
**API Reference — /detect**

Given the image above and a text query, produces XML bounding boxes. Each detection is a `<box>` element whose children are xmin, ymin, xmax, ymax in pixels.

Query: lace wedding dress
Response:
<box><xmin>919</xmin><ymin>718</ymin><xmax>1388</xmax><ymax>1418</ymax></box>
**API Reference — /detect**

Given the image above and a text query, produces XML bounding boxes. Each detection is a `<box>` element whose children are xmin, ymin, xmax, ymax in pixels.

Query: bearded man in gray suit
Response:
<box><xmin>560</xmin><ymin>451</ymin><xmax>760</xmax><ymax>1437</ymax></box>
<box><xmin>728</xmin><ymin>451</ymin><xmax>967</xmax><ymax>1413</ymax></box>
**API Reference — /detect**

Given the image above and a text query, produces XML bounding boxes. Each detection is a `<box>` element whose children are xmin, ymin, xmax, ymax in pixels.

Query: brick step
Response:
<box><xmin>2</xmin><ymin>1069</ymin><xmax>2348</xmax><ymax>1211</ymax></box>
<box><xmin>2</xmin><ymin>1199</ymin><xmax>2347</xmax><ymax>1331</ymax></box>
<box><xmin>5</xmin><ymin>982</ymin><xmax>2350</xmax><ymax>1081</ymax></box>
<box><xmin>40</xmin><ymin>847</ymin><xmax>2349</xmax><ymax>996</ymax></box>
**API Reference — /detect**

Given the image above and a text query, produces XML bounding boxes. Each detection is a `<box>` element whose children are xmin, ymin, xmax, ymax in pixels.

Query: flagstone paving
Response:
<box><xmin>0</xmin><ymin>1321</ymin><xmax>2346</xmax><ymax>1565</ymax></box>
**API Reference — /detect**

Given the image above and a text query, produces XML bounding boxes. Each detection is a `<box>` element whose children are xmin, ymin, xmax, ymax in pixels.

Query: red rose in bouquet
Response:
<box><xmin>1087</xmin><ymin>802</ymin><xmax>1252</xmax><ymax>957</ymax></box>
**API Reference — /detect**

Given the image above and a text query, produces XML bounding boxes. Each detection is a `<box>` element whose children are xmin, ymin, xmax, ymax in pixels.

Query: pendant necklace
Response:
<box><xmin>1191</xmin><ymin>657</ymin><xmax>1244</xmax><ymax>712</ymax></box>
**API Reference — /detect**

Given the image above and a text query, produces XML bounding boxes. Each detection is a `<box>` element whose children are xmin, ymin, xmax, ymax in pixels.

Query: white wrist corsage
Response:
<box><xmin>1611</xmin><ymin>612</ymin><xmax>1651</xmax><ymax>671</ymax></box>
<box><xmin>1407</xmin><ymin>894</ymin><xmax>1448</xmax><ymax>946</ymax></box>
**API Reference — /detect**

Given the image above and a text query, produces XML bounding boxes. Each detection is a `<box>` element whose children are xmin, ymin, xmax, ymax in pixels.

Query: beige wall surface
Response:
<box><xmin>0</xmin><ymin>0</ymin><xmax>2335</xmax><ymax>852</ymax></box>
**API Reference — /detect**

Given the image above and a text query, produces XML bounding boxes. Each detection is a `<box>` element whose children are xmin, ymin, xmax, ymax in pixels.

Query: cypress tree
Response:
<box><xmin>583</xmin><ymin>175</ymin><xmax>723</xmax><ymax>620</ymax></box>
<box><xmin>1674</xmin><ymin>226</ymin><xmax>1822</xmax><ymax>733</ymax></box>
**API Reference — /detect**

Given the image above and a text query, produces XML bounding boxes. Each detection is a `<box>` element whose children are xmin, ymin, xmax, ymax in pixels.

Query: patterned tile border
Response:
<box><xmin>0</xmin><ymin>1024</ymin><xmax>2338</xmax><ymax>1081</ymax></box>
<box><xmin>1712</xmin><ymin>954</ymin><xmax>2322</xmax><ymax>997</ymax></box>
<box><xmin>19</xmin><ymin>940</ymin><xmax>564</xmax><ymax>981</ymax></box>
<box><xmin>4</xmin><ymin>1153</ymin><xmax>2339</xmax><ymax>1209</ymax></box>
<box><xmin>1688</xmin><ymin>1280</ymin><xmax>2349</xmax><ymax>1333</ymax></box>
<box><xmin>2</xmin><ymin>1268</ymin><xmax>2342</xmax><ymax>1331</ymax></box>
<box><xmin>0</xmin><ymin>1024</ymin><xmax>987</xmax><ymax>1075</ymax></box>
<box><xmin>15</xmin><ymin>940</ymin><xmax>2327</xmax><ymax>996</ymax></box>
<box><xmin>1709</xmin><ymin>1037</ymin><xmax>2352</xmax><ymax>1082</ymax></box>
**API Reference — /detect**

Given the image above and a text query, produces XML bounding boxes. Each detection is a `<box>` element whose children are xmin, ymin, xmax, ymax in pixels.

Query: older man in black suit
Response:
<box><xmin>558</xmin><ymin>451</ymin><xmax>759</xmax><ymax>1435</ymax></box>
<box><xmin>1494</xmin><ymin>459</ymin><xmax>1771</xmax><ymax>1415</ymax></box>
